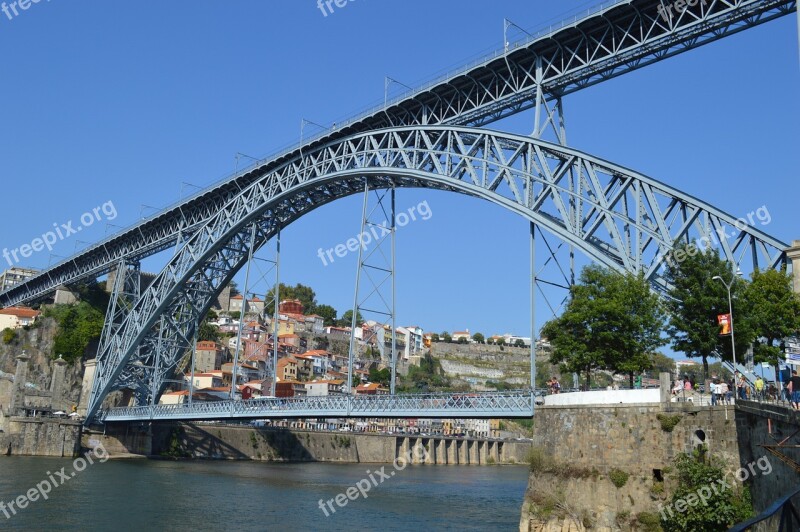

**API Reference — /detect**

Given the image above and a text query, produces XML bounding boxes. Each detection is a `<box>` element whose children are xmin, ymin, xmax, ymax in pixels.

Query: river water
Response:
<box><xmin>0</xmin><ymin>457</ymin><xmax>528</xmax><ymax>531</ymax></box>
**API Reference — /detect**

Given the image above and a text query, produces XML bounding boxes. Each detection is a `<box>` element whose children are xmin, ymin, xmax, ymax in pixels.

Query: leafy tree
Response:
<box><xmin>369</xmin><ymin>367</ymin><xmax>391</xmax><ymax>385</ymax></box>
<box><xmin>743</xmin><ymin>269</ymin><xmax>800</xmax><ymax>378</ymax></box>
<box><xmin>441</xmin><ymin>332</ymin><xmax>452</xmax><ymax>343</ymax></box>
<box><xmin>664</xmin><ymin>242</ymin><xmax>751</xmax><ymax>378</ymax></box>
<box><xmin>314</xmin><ymin>304</ymin><xmax>338</xmax><ymax>327</ymax></box>
<box><xmin>542</xmin><ymin>265</ymin><xmax>665</xmax><ymax>388</ymax></box>
<box><xmin>198</xmin><ymin>321</ymin><xmax>220</xmax><ymax>343</ymax></box>
<box><xmin>472</xmin><ymin>332</ymin><xmax>485</xmax><ymax>344</ymax></box>
<box><xmin>2</xmin><ymin>328</ymin><xmax>15</xmax><ymax>344</ymax></box>
<box><xmin>338</xmin><ymin>309</ymin><xmax>364</xmax><ymax>328</ymax></box>
<box><xmin>228</xmin><ymin>281</ymin><xmax>240</xmax><ymax>297</ymax></box>
<box><xmin>514</xmin><ymin>339</ymin><xmax>525</xmax><ymax>348</ymax></box>
<box><xmin>496</xmin><ymin>338</ymin><xmax>505</xmax><ymax>346</ymax></box>
<box><xmin>650</xmin><ymin>352</ymin><xmax>676</xmax><ymax>376</ymax></box>
<box><xmin>265</xmin><ymin>283</ymin><xmax>318</xmax><ymax>315</ymax></box>
<box><xmin>430</xmin><ymin>333</ymin><xmax>440</xmax><ymax>343</ymax></box>
<box><xmin>46</xmin><ymin>302</ymin><xmax>105</xmax><ymax>362</ymax></box>
<box><xmin>457</xmin><ymin>336</ymin><xmax>468</xmax><ymax>344</ymax></box>
<box><xmin>661</xmin><ymin>448</ymin><xmax>753</xmax><ymax>531</ymax></box>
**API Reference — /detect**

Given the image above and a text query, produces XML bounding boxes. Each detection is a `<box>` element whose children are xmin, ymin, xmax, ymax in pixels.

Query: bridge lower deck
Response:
<box><xmin>98</xmin><ymin>391</ymin><xmax>535</xmax><ymax>422</ymax></box>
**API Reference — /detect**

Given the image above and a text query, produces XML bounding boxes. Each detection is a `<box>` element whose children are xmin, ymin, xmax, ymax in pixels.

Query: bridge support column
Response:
<box><xmin>10</xmin><ymin>351</ymin><xmax>30</xmax><ymax>416</ymax></box>
<box><xmin>50</xmin><ymin>356</ymin><xmax>68</xmax><ymax>412</ymax></box>
<box><xmin>77</xmin><ymin>359</ymin><xmax>97</xmax><ymax>417</ymax></box>
<box><xmin>346</xmin><ymin>182</ymin><xmax>397</xmax><ymax>396</ymax></box>
<box><xmin>787</xmin><ymin>241</ymin><xmax>800</xmax><ymax>294</ymax></box>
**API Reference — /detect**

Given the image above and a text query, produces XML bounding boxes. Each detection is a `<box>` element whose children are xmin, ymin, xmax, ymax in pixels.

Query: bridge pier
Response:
<box><xmin>787</xmin><ymin>240</ymin><xmax>800</xmax><ymax>294</ymax></box>
<box><xmin>77</xmin><ymin>359</ymin><xmax>97</xmax><ymax>417</ymax></box>
<box><xmin>10</xmin><ymin>352</ymin><xmax>30</xmax><ymax>416</ymax></box>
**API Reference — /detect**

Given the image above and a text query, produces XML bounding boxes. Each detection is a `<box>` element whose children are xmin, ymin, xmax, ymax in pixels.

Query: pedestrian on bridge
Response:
<box><xmin>790</xmin><ymin>370</ymin><xmax>800</xmax><ymax>410</ymax></box>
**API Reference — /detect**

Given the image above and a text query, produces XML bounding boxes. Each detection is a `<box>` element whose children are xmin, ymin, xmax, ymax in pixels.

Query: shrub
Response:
<box><xmin>609</xmin><ymin>468</ymin><xmax>629</xmax><ymax>488</ymax></box>
<box><xmin>661</xmin><ymin>448</ymin><xmax>754</xmax><ymax>531</ymax></box>
<box><xmin>2</xmin><ymin>328</ymin><xmax>15</xmax><ymax>344</ymax></box>
<box><xmin>637</xmin><ymin>512</ymin><xmax>663</xmax><ymax>532</ymax></box>
<box><xmin>656</xmin><ymin>413</ymin><xmax>682</xmax><ymax>433</ymax></box>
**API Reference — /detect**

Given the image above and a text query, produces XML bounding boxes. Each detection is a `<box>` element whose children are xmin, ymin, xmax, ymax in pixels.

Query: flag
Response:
<box><xmin>717</xmin><ymin>313</ymin><xmax>731</xmax><ymax>336</ymax></box>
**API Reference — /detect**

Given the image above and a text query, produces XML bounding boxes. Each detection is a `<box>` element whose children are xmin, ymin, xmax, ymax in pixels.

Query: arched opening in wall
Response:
<box><xmin>693</xmin><ymin>429</ymin><xmax>706</xmax><ymax>449</ymax></box>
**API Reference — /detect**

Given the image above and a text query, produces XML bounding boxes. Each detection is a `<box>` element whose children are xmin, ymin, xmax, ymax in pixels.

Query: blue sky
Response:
<box><xmin>0</xmin><ymin>1</ymin><xmax>797</xmax><ymax>344</ymax></box>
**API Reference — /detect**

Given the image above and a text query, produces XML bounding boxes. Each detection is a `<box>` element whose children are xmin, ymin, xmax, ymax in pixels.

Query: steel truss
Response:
<box><xmin>86</xmin><ymin>126</ymin><xmax>789</xmax><ymax>421</ymax></box>
<box><xmin>2</xmin><ymin>0</ymin><xmax>794</xmax><ymax>310</ymax></box>
<box><xmin>347</xmin><ymin>184</ymin><xmax>397</xmax><ymax>396</ymax></box>
<box><xmin>99</xmin><ymin>390</ymin><xmax>535</xmax><ymax>422</ymax></box>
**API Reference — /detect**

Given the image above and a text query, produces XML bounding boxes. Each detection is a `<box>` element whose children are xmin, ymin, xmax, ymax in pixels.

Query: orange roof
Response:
<box><xmin>279</xmin><ymin>333</ymin><xmax>299</xmax><ymax>339</ymax></box>
<box><xmin>301</xmin><ymin>350</ymin><xmax>330</xmax><ymax>357</ymax></box>
<box><xmin>196</xmin><ymin>341</ymin><xmax>218</xmax><ymax>350</ymax></box>
<box><xmin>356</xmin><ymin>383</ymin><xmax>387</xmax><ymax>391</ymax></box>
<box><xmin>0</xmin><ymin>307</ymin><xmax>40</xmax><ymax>318</ymax></box>
<box><xmin>231</xmin><ymin>294</ymin><xmax>244</xmax><ymax>300</ymax></box>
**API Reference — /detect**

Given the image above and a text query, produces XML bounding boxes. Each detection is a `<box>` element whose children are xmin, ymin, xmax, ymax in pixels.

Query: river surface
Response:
<box><xmin>0</xmin><ymin>457</ymin><xmax>528</xmax><ymax>531</ymax></box>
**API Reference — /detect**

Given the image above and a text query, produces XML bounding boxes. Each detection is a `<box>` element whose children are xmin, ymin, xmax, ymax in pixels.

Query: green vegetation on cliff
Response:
<box><xmin>661</xmin><ymin>447</ymin><xmax>753</xmax><ymax>532</ymax></box>
<box><xmin>44</xmin><ymin>282</ymin><xmax>109</xmax><ymax>363</ymax></box>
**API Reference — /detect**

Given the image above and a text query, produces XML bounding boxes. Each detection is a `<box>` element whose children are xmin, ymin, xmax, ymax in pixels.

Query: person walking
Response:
<box><xmin>791</xmin><ymin>370</ymin><xmax>800</xmax><ymax>410</ymax></box>
<box><xmin>710</xmin><ymin>380</ymin><xmax>718</xmax><ymax>406</ymax></box>
<box><xmin>737</xmin><ymin>373</ymin><xmax>748</xmax><ymax>401</ymax></box>
<box><xmin>720</xmin><ymin>380</ymin><xmax>730</xmax><ymax>405</ymax></box>
<box><xmin>755</xmin><ymin>376</ymin><xmax>765</xmax><ymax>401</ymax></box>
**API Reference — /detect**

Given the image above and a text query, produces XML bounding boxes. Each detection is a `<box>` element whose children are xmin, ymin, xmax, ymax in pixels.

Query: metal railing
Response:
<box><xmin>98</xmin><ymin>390</ymin><xmax>535</xmax><ymax>422</ymax></box>
<box><xmin>729</xmin><ymin>485</ymin><xmax>800</xmax><ymax>531</ymax></box>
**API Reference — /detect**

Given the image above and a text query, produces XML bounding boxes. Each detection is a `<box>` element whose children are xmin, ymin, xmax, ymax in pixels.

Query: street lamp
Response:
<box><xmin>713</xmin><ymin>267</ymin><xmax>743</xmax><ymax>373</ymax></box>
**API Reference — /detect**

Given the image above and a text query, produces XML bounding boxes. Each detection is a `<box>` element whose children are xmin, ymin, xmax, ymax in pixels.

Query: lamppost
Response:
<box><xmin>713</xmin><ymin>268</ymin><xmax>743</xmax><ymax>372</ymax></box>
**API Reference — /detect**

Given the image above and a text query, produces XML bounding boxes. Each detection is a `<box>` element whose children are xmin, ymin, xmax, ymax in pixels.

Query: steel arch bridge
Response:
<box><xmin>89</xmin><ymin>126</ymin><xmax>788</xmax><ymax>422</ymax></box>
<box><xmin>0</xmin><ymin>0</ymin><xmax>795</xmax><ymax>310</ymax></box>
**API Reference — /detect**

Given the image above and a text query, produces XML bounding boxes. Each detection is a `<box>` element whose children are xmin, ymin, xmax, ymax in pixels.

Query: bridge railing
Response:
<box><xmin>97</xmin><ymin>390</ymin><xmax>535</xmax><ymax>422</ymax></box>
<box><xmin>729</xmin><ymin>485</ymin><xmax>800</xmax><ymax>531</ymax></box>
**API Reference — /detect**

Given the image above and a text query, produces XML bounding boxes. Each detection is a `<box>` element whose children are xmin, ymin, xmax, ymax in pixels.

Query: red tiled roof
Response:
<box><xmin>0</xmin><ymin>307</ymin><xmax>40</xmax><ymax>318</ymax></box>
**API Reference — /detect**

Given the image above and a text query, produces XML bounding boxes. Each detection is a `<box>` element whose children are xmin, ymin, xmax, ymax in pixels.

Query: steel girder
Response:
<box><xmin>2</xmin><ymin>0</ymin><xmax>794</xmax><ymax>309</ymax></box>
<box><xmin>86</xmin><ymin>126</ymin><xmax>789</xmax><ymax>421</ymax></box>
<box><xmin>99</xmin><ymin>390</ymin><xmax>536</xmax><ymax>422</ymax></box>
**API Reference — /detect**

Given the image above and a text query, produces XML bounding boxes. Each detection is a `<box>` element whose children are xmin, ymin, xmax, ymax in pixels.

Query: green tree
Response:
<box><xmin>430</xmin><ymin>333</ymin><xmax>440</xmax><ymax>343</ymax></box>
<box><xmin>542</xmin><ymin>265</ymin><xmax>665</xmax><ymax>388</ymax></box>
<box><xmin>369</xmin><ymin>367</ymin><xmax>391</xmax><ymax>385</ymax></box>
<box><xmin>472</xmin><ymin>332</ymin><xmax>485</xmax><ymax>344</ymax></box>
<box><xmin>661</xmin><ymin>448</ymin><xmax>753</xmax><ymax>531</ymax></box>
<box><xmin>743</xmin><ymin>269</ymin><xmax>800</xmax><ymax>378</ymax></box>
<box><xmin>198</xmin><ymin>321</ymin><xmax>220</xmax><ymax>343</ymax></box>
<box><xmin>457</xmin><ymin>336</ymin><xmax>468</xmax><ymax>344</ymax></box>
<box><xmin>314</xmin><ymin>304</ymin><xmax>338</xmax><ymax>327</ymax></box>
<box><xmin>2</xmin><ymin>328</ymin><xmax>15</xmax><ymax>344</ymax></box>
<box><xmin>514</xmin><ymin>339</ymin><xmax>525</xmax><ymax>348</ymax></box>
<box><xmin>338</xmin><ymin>309</ymin><xmax>364</xmax><ymax>328</ymax></box>
<box><xmin>650</xmin><ymin>352</ymin><xmax>676</xmax><ymax>376</ymax></box>
<box><xmin>46</xmin><ymin>302</ymin><xmax>105</xmax><ymax>362</ymax></box>
<box><xmin>265</xmin><ymin>283</ymin><xmax>318</xmax><ymax>315</ymax></box>
<box><xmin>441</xmin><ymin>332</ymin><xmax>452</xmax><ymax>343</ymax></box>
<box><xmin>496</xmin><ymin>338</ymin><xmax>505</xmax><ymax>346</ymax></box>
<box><xmin>664</xmin><ymin>242</ymin><xmax>751</xmax><ymax>378</ymax></box>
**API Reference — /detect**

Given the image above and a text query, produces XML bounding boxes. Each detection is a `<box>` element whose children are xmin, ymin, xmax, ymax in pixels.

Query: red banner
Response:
<box><xmin>717</xmin><ymin>313</ymin><xmax>731</xmax><ymax>336</ymax></box>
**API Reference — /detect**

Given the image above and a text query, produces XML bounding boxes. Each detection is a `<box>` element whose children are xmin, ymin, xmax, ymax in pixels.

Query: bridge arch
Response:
<box><xmin>87</xmin><ymin>126</ymin><xmax>788</xmax><ymax>420</ymax></box>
